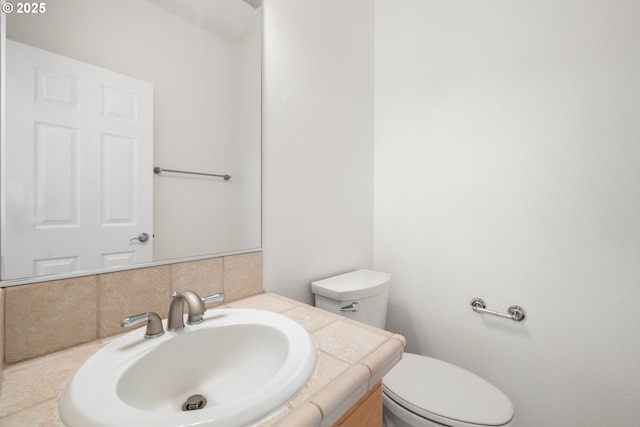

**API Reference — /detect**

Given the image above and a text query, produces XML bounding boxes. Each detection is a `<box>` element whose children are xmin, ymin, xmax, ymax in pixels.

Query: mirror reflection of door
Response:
<box><xmin>5</xmin><ymin>40</ymin><xmax>153</xmax><ymax>280</ymax></box>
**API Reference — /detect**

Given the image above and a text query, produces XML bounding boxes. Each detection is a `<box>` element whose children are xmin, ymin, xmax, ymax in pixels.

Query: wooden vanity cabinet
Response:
<box><xmin>333</xmin><ymin>381</ymin><xmax>383</xmax><ymax>427</ymax></box>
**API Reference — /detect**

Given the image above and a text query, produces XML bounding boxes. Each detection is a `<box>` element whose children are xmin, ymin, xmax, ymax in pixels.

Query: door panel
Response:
<box><xmin>4</xmin><ymin>39</ymin><xmax>153</xmax><ymax>280</ymax></box>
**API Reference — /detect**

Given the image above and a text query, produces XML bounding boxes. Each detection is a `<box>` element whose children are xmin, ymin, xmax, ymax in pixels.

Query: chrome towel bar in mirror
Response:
<box><xmin>154</xmin><ymin>167</ymin><xmax>231</xmax><ymax>181</ymax></box>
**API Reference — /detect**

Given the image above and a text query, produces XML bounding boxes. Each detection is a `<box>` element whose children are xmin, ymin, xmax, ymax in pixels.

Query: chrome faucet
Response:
<box><xmin>121</xmin><ymin>312</ymin><xmax>164</xmax><ymax>339</ymax></box>
<box><xmin>167</xmin><ymin>290</ymin><xmax>207</xmax><ymax>331</ymax></box>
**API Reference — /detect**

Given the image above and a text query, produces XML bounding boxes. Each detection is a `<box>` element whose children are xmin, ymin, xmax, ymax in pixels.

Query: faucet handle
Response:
<box><xmin>121</xmin><ymin>312</ymin><xmax>164</xmax><ymax>339</ymax></box>
<box><xmin>202</xmin><ymin>293</ymin><xmax>225</xmax><ymax>306</ymax></box>
<box><xmin>187</xmin><ymin>294</ymin><xmax>225</xmax><ymax>324</ymax></box>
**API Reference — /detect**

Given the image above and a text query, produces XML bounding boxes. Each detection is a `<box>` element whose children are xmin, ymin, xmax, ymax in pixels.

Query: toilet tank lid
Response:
<box><xmin>311</xmin><ymin>269</ymin><xmax>391</xmax><ymax>301</ymax></box>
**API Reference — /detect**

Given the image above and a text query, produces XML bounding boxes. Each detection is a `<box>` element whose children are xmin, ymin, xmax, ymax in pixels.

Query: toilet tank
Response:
<box><xmin>311</xmin><ymin>270</ymin><xmax>391</xmax><ymax>329</ymax></box>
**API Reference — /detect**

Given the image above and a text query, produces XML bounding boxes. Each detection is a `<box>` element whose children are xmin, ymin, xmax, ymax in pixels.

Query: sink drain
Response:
<box><xmin>182</xmin><ymin>394</ymin><xmax>207</xmax><ymax>411</ymax></box>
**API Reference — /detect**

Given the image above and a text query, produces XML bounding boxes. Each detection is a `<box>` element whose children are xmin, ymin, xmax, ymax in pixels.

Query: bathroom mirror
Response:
<box><xmin>0</xmin><ymin>0</ymin><xmax>262</xmax><ymax>283</ymax></box>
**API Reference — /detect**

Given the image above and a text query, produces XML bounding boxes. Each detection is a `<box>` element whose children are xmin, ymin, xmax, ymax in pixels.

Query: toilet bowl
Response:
<box><xmin>383</xmin><ymin>353</ymin><xmax>513</xmax><ymax>427</ymax></box>
<box><xmin>311</xmin><ymin>270</ymin><xmax>514</xmax><ymax>427</ymax></box>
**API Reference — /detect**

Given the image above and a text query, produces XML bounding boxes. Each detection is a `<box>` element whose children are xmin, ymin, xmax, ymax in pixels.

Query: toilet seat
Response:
<box><xmin>383</xmin><ymin>353</ymin><xmax>514</xmax><ymax>427</ymax></box>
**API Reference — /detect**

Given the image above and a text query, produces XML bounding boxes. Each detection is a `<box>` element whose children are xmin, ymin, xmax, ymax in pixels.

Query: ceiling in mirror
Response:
<box><xmin>1</xmin><ymin>0</ymin><xmax>262</xmax><ymax>284</ymax></box>
<box><xmin>149</xmin><ymin>0</ymin><xmax>261</xmax><ymax>42</ymax></box>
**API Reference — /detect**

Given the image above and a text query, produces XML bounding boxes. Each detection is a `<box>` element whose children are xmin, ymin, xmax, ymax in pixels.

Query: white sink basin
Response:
<box><xmin>59</xmin><ymin>308</ymin><xmax>318</xmax><ymax>427</ymax></box>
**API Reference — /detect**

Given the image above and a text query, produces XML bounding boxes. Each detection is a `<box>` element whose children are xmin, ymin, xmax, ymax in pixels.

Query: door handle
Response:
<box><xmin>130</xmin><ymin>232</ymin><xmax>150</xmax><ymax>243</ymax></box>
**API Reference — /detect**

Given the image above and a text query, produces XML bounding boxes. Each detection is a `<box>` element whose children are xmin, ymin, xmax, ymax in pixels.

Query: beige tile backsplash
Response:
<box><xmin>98</xmin><ymin>265</ymin><xmax>172</xmax><ymax>338</ymax></box>
<box><xmin>170</xmin><ymin>257</ymin><xmax>224</xmax><ymax>296</ymax></box>
<box><xmin>2</xmin><ymin>251</ymin><xmax>263</xmax><ymax>364</ymax></box>
<box><xmin>5</xmin><ymin>276</ymin><xmax>98</xmax><ymax>364</ymax></box>
<box><xmin>222</xmin><ymin>251</ymin><xmax>263</xmax><ymax>302</ymax></box>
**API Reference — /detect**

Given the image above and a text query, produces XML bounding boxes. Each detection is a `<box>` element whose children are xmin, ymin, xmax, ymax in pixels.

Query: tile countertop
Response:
<box><xmin>0</xmin><ymin>292</ymin><xmax>405</xmax><ymax>427</ymax></box>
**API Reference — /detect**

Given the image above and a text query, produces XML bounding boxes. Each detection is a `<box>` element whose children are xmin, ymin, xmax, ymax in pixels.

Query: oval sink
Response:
<box><xmin>59</xmin><ymin>308</ymin><xmax>318</xmax><ymax>427</ymax></box>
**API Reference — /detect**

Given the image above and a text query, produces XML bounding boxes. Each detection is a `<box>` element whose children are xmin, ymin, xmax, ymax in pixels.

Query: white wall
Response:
<box><xmin>375</xmin><ymin>0</ymin><xmax>640</xmax><ymax>425</ymax></box>
<box><xmin>262</xmin><ymin>0</ymin><xmax>375</xmax><ymax>304</ymax></box>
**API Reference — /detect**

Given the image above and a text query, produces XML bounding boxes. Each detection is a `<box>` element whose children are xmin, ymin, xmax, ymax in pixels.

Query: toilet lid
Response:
<box><xmin>383</xmin><ymin>353</ymin><xmax>514</xmax><ymax>426</ymax></box>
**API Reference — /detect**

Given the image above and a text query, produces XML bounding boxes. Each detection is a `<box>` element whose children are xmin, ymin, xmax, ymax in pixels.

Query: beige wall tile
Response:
<box><xmin>223</xmin><ymin>252</ymin><xmax>263</xmax><ymax>302</ymax></box>
<box><xmin>170</xmin><ymin>258</ymin><xmax>224</xmax><ymax>297</ymax></box>
<box><xmin>98</xmin><ymin>265</ymin><xmax>171</xmax><ymax>337</ymax></box>
<box><xmin>2</xmin><ymin>251</ymin><xmax>263</xmax><ymax>362</ymax></box>
<box><xmin>4</xmin><ymin>277</ymin><xmax>97</xmax><ymax>363</ymax></box>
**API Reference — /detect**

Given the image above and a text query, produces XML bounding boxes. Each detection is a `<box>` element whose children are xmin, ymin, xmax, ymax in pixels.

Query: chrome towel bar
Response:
<box><xmin>154</xmin><ymin>167</ymin><xmax>231</xmax><ymax>181</ymax></box>
<box><xmin>470</xmin><ymin>298</ymin><xmax>526</xmax><ymax>322</ymax></box>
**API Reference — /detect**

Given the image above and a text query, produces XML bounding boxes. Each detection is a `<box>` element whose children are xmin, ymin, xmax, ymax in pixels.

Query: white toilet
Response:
<box><xmin>311</xmin><ymin>270</ymin><xmax>514</xmax><ymax>427</ymax></box>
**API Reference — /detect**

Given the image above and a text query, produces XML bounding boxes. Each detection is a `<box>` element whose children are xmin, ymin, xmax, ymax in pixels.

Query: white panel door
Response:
<box><xmin>4</xmin><ymin>40</ymin><xmax>153</xmax><ymax>280</ymax></box>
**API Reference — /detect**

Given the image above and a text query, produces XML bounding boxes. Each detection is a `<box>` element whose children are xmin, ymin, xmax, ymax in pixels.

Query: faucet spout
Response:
<box><xmin>167</xmin><ymin>290</ymin><xmax>207</xmax><ymax>331</ymax></box>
